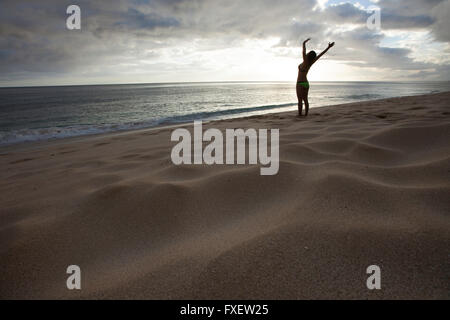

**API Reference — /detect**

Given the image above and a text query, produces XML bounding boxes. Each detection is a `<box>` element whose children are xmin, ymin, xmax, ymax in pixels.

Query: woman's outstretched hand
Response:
<box><xmin>328</xmin><ymin>42</ymin><xmax>335</xmax><ymax>48</ymax></box>
<box><xmin>303</xmin><ymin>38</ymin><xmax>311</xmax><ymax>44</ymax></box>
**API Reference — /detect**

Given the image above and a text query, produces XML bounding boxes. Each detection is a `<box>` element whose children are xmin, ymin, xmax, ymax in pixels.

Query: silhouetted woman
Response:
<box><xmin>297</xmin><ymin>38</ymin><xmax>335</xmax><ymax>116</ymax></box>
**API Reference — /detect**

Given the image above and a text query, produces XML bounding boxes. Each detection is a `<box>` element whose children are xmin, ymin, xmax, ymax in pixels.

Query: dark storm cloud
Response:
<box><xmin>116</xmin><ymin>8</ymin><xmax>180</xmax><ymax>30</ymax></box>
<box><xmin>0</xmin><ymin>0</ymin><xmax>449</xmax><ymax>84</ymax></box>
<box><xmin>324</xmin><ymin>2</ymin><xmax>368</xmax><ymax>23</ymax></box>
<box><xmin>373</xmin><ymin>0</ymin><xmax>438</xmax><ymax>30</ymax></box>
<box><xmin>321</xmin><ymin>0</ymin><xmax>441</xmax><ymax>30</ymax></box>
<box><xmin>430</xmin><ymin>0</ymin><xmax>450</xmax><ymax>42</ymax></box>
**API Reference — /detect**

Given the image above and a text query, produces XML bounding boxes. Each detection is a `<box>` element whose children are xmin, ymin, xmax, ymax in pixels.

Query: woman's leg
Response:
<box><xmin>296</xmin><ymin>84</ymin><xmax>303</xmax><ymax>116</ymax></box>
<box><xmin>303</xmin><ymin>87</ymin><xmax>310</xmax><ymax>116</ymax></box>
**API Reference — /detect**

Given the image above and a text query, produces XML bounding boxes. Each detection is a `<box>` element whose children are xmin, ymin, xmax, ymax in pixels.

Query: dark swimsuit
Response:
<box><xmin>297</xmin><ymin>65</ymin><xmax>309</xmax><ymax>89</ymax></box>
<box><xmin>297</xmin><ymin>81</ymin><xmax>309</xmax><ymax>89</ymax></box>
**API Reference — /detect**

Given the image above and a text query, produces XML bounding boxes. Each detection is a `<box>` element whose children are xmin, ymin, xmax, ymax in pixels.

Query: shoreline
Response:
<box><xmin>2</xmin><ymin>91</ymin><xmax>448</xmax><ymax>153</ymax></box>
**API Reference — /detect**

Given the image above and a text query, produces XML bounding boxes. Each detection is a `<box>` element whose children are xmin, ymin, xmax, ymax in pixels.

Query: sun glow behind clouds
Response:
<box><xmin>185</xmin><ymin>37</ymin><xmax>300</xmax><ymax>82</ymax></box>
<box><xmin>153</xmin><ymin>37</ymin><xmax>353</xmax><ymax>83</ymax></box>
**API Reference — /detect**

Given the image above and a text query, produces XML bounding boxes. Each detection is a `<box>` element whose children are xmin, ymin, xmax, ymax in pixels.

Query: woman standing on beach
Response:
<box><xmin>297</xmin><ymin>38</ymin><xmax>335</xmax><ymax>116</ymax></box>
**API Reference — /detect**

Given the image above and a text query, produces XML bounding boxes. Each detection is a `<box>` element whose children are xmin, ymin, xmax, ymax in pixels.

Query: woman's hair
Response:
<box><xmin>307</xmin><ymin>51</ymin><xmax>317</xmax><ymax>64</ymax></box>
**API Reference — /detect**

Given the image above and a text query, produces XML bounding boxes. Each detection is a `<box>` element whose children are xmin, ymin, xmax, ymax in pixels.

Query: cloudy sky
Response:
<box><xmin>1</xmin><ymin>0</ymin><xmax>449</xmax><ymax>86</ymax></box>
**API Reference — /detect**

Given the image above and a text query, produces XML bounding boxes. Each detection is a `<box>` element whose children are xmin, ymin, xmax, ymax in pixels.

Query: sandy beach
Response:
<box><xmin>0</xmin><ymin>92</ymin><xmax>449</xmax><ymax>299</ymax></box>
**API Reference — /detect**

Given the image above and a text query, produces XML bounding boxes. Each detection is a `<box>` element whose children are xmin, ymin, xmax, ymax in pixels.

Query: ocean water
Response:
<box><xmin>1</xmin><ymin>81</ymin><xmax>449</xmax><ymax>146</ymax></box>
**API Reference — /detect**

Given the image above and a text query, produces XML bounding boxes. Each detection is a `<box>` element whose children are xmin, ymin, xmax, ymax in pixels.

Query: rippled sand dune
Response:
<box><xmin>1</xmin><ymin>92</ymin><xmax>449</xmax><ymax>299</ymax></box>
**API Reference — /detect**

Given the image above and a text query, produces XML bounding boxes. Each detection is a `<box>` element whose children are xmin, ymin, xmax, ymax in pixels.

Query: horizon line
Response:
<box><xmin>1</xmin><ymin>79</ymin><xmax>449</xmax><ymax>89</ymax></box>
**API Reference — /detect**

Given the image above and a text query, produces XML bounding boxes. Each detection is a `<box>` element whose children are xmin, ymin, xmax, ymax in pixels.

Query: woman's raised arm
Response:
<box><xmin>302</xmin><ymin>38</ymin><xmax>310</xmax><ymax>62</ymax></box>
<box><xmin>314</xmin><ymin>41</ymin><xmax>335</xmax><ymax>63</ymax></box>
